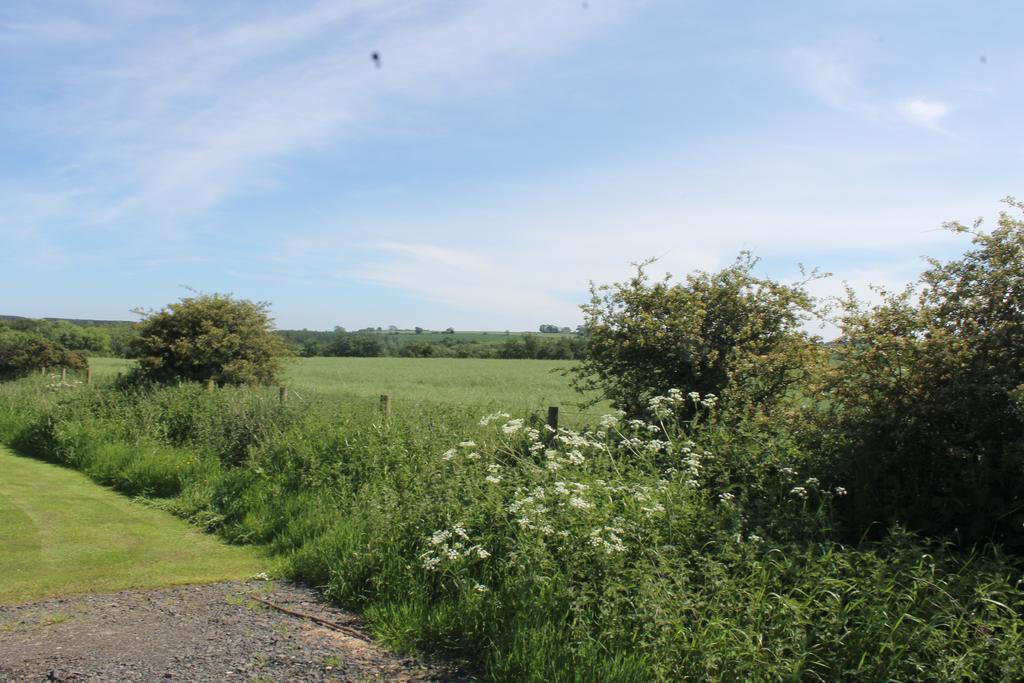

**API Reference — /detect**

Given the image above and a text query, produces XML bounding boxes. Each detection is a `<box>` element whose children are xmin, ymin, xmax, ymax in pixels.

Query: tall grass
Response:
<box><xmin>0</xmin><ymin>378</ymin><xmax>1020</xmax><ymax>680</ymax></box>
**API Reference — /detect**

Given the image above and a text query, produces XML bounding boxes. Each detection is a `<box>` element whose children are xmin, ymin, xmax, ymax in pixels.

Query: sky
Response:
<box><xmin>1</xmin><ymin>0</ymin><xmax>1021</xmax><ymax>332</ymax></box>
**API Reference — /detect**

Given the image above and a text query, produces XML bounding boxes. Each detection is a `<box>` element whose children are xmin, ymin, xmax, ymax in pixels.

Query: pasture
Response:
<box><xmin>85</xmin><ymin>356</ymin><xmax>606</xmax><ymax>417</ymax></box>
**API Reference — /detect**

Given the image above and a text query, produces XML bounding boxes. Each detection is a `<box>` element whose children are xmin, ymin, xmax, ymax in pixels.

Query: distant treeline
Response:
<box><xmin>277</xmin><ymin>328</ymin><xmax>588</xmax><ymax>360</ymax></box>
<box><xmin>0</xmin><ymin>317</ymin><xmax>587</xmax><ymax>360</ymax></box>
<box><xmin>0</xmin><ymin>317</ymin><xmax>135</xmax><ymax>357</ymax></box>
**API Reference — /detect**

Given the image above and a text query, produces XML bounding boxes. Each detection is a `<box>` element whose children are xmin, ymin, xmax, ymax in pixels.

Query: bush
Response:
<box><xmin>0</xmin><ymin>328</ymin><xmax>87</xmax><ymax>381</ymax></box>
<box><xmin>129</xmin><ymin>293</ymin><xmax>290</xmax><ymax>386</ymax></box>
<box><xmin>814</xmin><ymin>199</ymin><xmax>1024</xmax><ymax>547</ymax></box>
<box><xmin>574</xmin><ymin>254</ymin><xmax>821</xmax><ymax>419</ymax></box>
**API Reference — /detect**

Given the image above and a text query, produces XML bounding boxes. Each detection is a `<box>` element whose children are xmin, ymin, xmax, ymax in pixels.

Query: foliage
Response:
<box><xmin>0</xmin><ymin>328</ymin><xmax>87</xmax><ymax>380</ymax></box>
<box><xmin>574</xmin><ymin>254</ymin><xmax>821</xmax><ymax>419</ymax></box>
<box><xmin>0</xmin><ymin>379</ymin><xmax>1020</xmax><ymax>680</ymax></box>
<box><xmin>277</xmin><ymin>327</ymin><xmax>586</xmax><ymax>360</ymax></box>
<box><xmin>129</xmin><ymin>293</ymin><xmax>290</xmax><ymax>386</ymax></box>
<box><xmin>811</xmin><ymin>200</ymin><xmax>1024</xmax><ymax>547</ymax></box>
<box><xmin>0</xmin><ymin>318</ymin><xmax>116</xmax><ymax>355</ymax></box>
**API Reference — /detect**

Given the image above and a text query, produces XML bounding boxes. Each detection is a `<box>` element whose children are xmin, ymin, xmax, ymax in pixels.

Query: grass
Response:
<box><xmin>5</xmin><ymin>373</ymin><xmax>1019</xmax><ymax>679</ymax></box>
<box><xmin>0</xmin><ymin>444</ymin><xmax>263</xmax><ymax>604</ymax></box>
<box><xmin>85</xmin><ymin>356</ymin><xmax>607</xmax><ymax>418</ymax></box>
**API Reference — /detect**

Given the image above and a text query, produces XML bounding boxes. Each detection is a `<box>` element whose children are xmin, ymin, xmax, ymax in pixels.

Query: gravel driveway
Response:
<box><xmin>0</xmin><ymin>581</ymin><xmax>468</xmax><ymax>682</ymax></box>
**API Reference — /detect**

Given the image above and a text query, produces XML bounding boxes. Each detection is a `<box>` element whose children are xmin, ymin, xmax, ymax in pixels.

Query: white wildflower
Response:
<box><xmin>568</xmin><ymin>496</ymin><xmax>593</xmax><ymax>510</ymax></box>
<box><xmin>485</xmin><ymin>475</ymin><xmax>502</xmax><ymax>484</ymax></box>
<box><xmin>458</xmin><ymin>441</ymin><xmax>477</xmax><ymax>448</ymax></box>
<box><xmin>502</xmin><ymin>418</ymin><xmax>525</xmax><ymax>434</ymax></box>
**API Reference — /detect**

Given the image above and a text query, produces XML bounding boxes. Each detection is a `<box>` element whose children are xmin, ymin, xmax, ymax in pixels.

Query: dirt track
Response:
<box><xmin>0</xmin><ymin>581</ymin><xmax>467</xmax><ymax>682</ymax></box>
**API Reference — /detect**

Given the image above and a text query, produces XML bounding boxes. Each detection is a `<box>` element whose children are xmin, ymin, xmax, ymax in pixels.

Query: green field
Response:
<box><xmin>85</xmin><ymin>356</ymin><xmax>606</xmax><ymax>416</ymax></box>
<box><xmin>0</xmin><ymin>446</ymin><xmax>262</xmax><ymax>604</ymax></box>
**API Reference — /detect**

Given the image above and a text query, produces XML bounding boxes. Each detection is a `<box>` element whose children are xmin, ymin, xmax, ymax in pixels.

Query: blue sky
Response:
<box><xmin>1</xmin><ymin>1</ymin><xmax>1021</xmax><ymax>331</ymax></box>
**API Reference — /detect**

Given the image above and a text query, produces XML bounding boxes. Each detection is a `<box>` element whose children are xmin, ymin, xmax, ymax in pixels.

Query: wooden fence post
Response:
<box><xmin>380</xmin><ymin>394</ymin><xmax>392</xmax><ymax>419</ymax></box>
<box><xmin>547</xmin><ymin>406</ymin><xmax>559</xmax><ymax>435</ymax></box>
<box><xmin>60</xmin><ymin>367</ymin><xmax>66</xmax><ymax>383</ymax></box>
<box><xmin>279</xmin><ymin>386</ymin><xmax>288</xmax><ymax>405</ymax></box>
<box><xmin>207</xmin><ymin>378</ymin><xmax>214</xmax><ymax>393</ymax></box>
<box><xmin>86</xmin><ymin>367</ymin><xmax>93</xmax><ymax>385</ymax></box>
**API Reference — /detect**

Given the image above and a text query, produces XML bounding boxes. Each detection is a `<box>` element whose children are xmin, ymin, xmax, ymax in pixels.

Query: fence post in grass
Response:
<box><xmin>207</xmin><ymin>378</ymin><xmax>214</xmax><ymax>393</ymax></box>
<box><xmin>380</xmin><ymin>394</ymin><xmax>392</xmax><ymax>419</ymax></box>
<box><xmin>547</xmin><ymin>406</ymin><xmax>559</xmax><ymax>438</ymax></box>
<box><xmin>86</xmin><ymin>367</ymin><xmax>93</xmax><ymax>385</ymax></box>
<box><xmin>279</xmin><ymin>385</ymin><xmax>288</xmax><ymax>405</ymax></box>
<box><xmin>61</xmin><ymin>367</ymin><xmax>66</xmax><ymax>383</ymax></box>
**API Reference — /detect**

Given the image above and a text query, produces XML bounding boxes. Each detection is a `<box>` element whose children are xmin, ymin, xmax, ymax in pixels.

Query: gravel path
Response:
<box><xmin>0</xmin><ymin>581</ymin><xmax>468</xmax><ymax>682</ymax></box>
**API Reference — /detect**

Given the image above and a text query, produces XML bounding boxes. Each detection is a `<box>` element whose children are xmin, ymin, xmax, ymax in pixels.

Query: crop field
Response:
<box><xmin>85</xmin><ymin>356</ymin><xmax>606</xmax><ymax>418</ymax></box>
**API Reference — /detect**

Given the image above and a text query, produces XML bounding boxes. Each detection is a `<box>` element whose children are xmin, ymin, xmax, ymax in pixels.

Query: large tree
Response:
<box><xmin>129</xmin><ymin>293</ymin><xmax>289</xmax><ymax>386</ymax></box>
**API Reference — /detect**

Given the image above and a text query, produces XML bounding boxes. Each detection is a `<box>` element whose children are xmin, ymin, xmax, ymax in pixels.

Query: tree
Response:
<box><xmin>129</xmin><ymin>293</ymin><xmax>289</xmax><ymax>386</ymax></box>
<box><xmin>815</xmin><ymin>199</ymin><xmax>1024</xmax><ymax>545</ymax></box>
<box><xmin>574</xmin><ymin>254</ymin><xmax>820</xmax><ymax>419</ymax></box>
<box><xmin>0</xmin><ymin>329</ymin><xmax>86</xmax><ymax>381</ymax></box>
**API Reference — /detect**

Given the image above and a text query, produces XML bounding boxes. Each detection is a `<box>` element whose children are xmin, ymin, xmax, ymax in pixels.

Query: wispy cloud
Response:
<box><xmin>796</xmin><ymin>50</ymin><xmax>952</xmax><ymax>132</ymax></box>
<box><xmin>1</xmin><ymin>1</ymin><xmax>627</xmax><ymax>232</ymax></box>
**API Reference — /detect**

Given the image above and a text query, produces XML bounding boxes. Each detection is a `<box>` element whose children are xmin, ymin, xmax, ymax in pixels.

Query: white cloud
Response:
<box><xmin>896</xmin><ymin>97</ymin><xmax>951</xmax><ymax>131</ymax></box>
<box><xmin>796</xmin><ymin>50</ymin><xmax>953</xmax><ymax>132</ymax></box>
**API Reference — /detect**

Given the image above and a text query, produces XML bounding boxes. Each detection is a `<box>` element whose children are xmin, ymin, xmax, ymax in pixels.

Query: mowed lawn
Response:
<box><xmin>0</xmin><ymin>446</ymin><xmax>262</xmax><ymax>605</ymax></box>
<box><xmin>87</xmin><ymin>356</ymin><xmax>607</xmax><ymax>416</ymax></box>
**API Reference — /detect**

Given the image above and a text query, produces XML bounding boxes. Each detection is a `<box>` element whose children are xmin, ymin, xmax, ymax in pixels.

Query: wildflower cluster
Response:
<box><xmin>420</xmin><ymin>524</ymin><xmax>490</xmax><ymax>571</ymax></box>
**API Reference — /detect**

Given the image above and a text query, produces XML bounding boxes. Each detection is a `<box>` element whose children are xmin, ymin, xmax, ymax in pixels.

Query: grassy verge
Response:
<box><xmin>0</xmin><ymin>378</ymin><xmax>1021</xmax><ymax>680</ymax></box>
<box><xmin>0</xmin><ymin>445</ymin><xmax>262</xmax><ymax>604</ymax></box>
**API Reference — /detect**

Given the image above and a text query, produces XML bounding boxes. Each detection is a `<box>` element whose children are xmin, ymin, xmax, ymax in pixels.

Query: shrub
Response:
<box><xmin>815</xmin><ymin>199</ymin><xmax>1024</xmax><ymax>547</ymax></box>
<box><xmin>574</xmin><ymin>254</ymin><xmax>821</xmax><ymax>419</ymax></box>
<box><xmin>129</xmin><ymin>293</ymin><xmax>290</xmax><ymax>386</ymax></box>
<box><xmin>0</xmin><ymin>328</ymin><xmax>87</xmax><ymax>381</ymax></box>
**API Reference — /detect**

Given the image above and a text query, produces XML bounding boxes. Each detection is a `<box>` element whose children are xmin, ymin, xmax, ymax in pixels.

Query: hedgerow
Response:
<box><xmin>0</xmin><ymin>380</ymin><xmax>1020</xmax><ymax>680</ymax></box>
